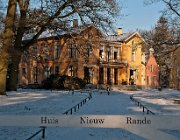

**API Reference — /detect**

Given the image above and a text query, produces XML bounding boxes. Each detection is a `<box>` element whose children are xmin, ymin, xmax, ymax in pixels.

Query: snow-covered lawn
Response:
<box><xmin>123</xmin><ymin>89</ymin><xmax>180</xmax><ymax>115</ymax></box>
<box><xmin>0</xmin><ymin>89</ymin><xmax>179</xmax><ymax>140</ymax></box>
<box><xmin>0</xmin><ymin>89</ymin><xmax>89</xmax><ymax>115</ymax></box>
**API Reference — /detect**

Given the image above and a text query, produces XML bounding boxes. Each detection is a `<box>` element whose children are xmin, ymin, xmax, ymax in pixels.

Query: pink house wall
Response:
<box><xmin>145</xmin><ymin>54</ymin><xmax>159</xmax><ymax>88</ymax></box>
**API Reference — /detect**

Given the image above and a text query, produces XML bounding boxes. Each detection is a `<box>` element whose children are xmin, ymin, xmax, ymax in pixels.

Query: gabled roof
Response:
<box><xmin>104</xmin><ymin>32</ymin><xmax>145</xmax><ymax>43</ymax></box>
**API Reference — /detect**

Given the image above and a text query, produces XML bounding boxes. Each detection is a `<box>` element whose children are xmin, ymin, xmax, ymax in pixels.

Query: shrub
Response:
<box><xmin>122</xmin><ymin>80</ymin><xmax>127</xmax><ymax>85</ymax></box>
<box><xmin>41</xmin><ymin>74</ymin><xmax>86</xmax><ymax>90</ymax></box>
<box><xmin>73</xmin><ymin>77</ymin><xmax>86</xmax><ymax>89</ymax></box>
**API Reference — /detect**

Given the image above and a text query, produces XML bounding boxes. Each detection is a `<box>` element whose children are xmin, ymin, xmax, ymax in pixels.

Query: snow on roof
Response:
<box><xmin>104</xmin><ymin>32</ymin><xmax>135</xmax><ymax>42</ymax></box>
<box><xmin>22</xmin><ymin>24</ymin><xmax>95</xmax><ymax>41</ymax></box>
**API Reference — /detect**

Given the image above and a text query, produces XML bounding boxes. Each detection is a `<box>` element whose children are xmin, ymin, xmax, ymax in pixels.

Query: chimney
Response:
<box><xmin>149</xmin><ymin>48</ymin><xmax>154</xmax><ymax>56</ymax></box>
<box><xmin>117</xmin><ymin>28</ymin><xmax>123</xmax><ymax>35</ymax></box>
<box><xmin>73</xmin><ymin>19</ymin><xmax>78</xmax><ymax>28</ymax></box>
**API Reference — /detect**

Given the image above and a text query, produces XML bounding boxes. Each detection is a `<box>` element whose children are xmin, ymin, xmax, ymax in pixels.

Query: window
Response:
<box><xmin>34</xmin><ymin>67</ymin><xmax>38</xmax><ymax>83</ymax></box>
<box><xmin>131</xmin><ymin>48</ymin><xmax>136</xmax><ymax>61</ymax></box>
<box><xmin>69</xmin><ymin>65</ymin><xmax>73</xmax><ymax>76</ymax></box>
<box><xmin>75</xmin><ymin>49</ymin><xmax>79</xmax><ymax>58</ymax></box>
<box><xmin>132</xmin><ymin>40</ymin><xmax>134</xmax><ymax>46</ymax></box>
<box><xmin>107</xmin><ymin>51</ymin><xmax>110</xmax><ymax>61</ymax></box>
<box><xmin>150</xmin><ymin>65</ymin><xmax>153</xmax><ymax>72</ymax></box>
<box><xmin>44</xmin><ymin>67</ymin><xmax>51</xmax><ymax>78</ymax></box>
<box><xmin>55</xmin><ymin>46</ymin><xmax>60</xmax><ymax>59</ymax></box>
<box><xmin>22</xmin><ymin>68</ymin><xmax>26</xmax><ymax>75</ymax></box>
<box><xmin>55</xmin><ymin>66</ymin><xmax>59</xmax><ymax>74</ymax></box>
<box><xmin>107</xmin><ymin>48</ymin><xmax>110</xmax><ymax>62</ymax></box>
<box><xmin>114</xmin><ymin>52</ymin><xmax>117</xmax><ymax>60</ymax></box>
<box><xmin>43</xmin><ymin>46</ymin><xmax>49</xmax><ymax>61</ymax></box>
<box><xmin>99</xmin><ymin>50</ymin><xmax>103</xmax><ymax>58</ymax></box>
<box><xmin>114</xmin><ymin>48</ymin><xmax>118</xmax><ymax>60</ymax></box>
<box><xmin>69</xmin><ymin>47</ymin><xmax>73</xmax><ymax>58</ymax></box>
<box><xmin>44</xmin><ymin>52</ymin><xmax>48</xmax><ymax>61</ymax></box>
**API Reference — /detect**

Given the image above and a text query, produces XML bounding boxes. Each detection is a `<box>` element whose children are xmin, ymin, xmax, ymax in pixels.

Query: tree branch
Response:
<box><xmin>23</xmin><ymin>0</ymin><xmax>75</xmax><ymax>50</ymax></box>
<box><xmin>162</xmin><ymin>0</ymin><xmax>180</xmax><ymax>17</ymax></box>
<box><xmin>161</xmin><ymin>46</ymin><xmax>179</xmax><ymax>56</ymax></box>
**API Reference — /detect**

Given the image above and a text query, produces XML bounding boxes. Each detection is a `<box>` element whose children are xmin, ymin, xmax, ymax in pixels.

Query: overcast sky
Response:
<box><xmin>115</xmin><ymin>0</ymin><xmax>165</xmax><ymax>33</ymax></box>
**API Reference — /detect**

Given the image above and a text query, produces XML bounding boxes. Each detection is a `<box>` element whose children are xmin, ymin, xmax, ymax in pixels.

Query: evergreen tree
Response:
<box><xmin>153</xmin><ymin>16</ymin><xmax>172</xmax><ymax>87</ymax></box>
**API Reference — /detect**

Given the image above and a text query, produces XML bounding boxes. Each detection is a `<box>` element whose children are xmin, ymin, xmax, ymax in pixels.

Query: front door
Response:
<box><xmin>99</xmin><ymin>67</ymin><xmax>104</xmax><ymax>84</ymax></box>
<box><xmin>84</xmin><ymin>67</ymin><xmax>90</xmax><ymax>84</ymax></box>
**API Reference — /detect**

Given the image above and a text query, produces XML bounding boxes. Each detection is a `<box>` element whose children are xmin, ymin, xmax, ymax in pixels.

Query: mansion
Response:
<box><xmin>18</xmin><ymin>21</ymin><xmax>159</xmax><ymax>88</ymax></box>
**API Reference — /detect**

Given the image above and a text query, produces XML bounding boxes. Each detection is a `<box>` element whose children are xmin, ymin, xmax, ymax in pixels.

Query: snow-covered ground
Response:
<box><xmin>0</xmin><ymin>88</ymin><xmax>179</xmax><ymax>140</ymax></box>
<box><xmin>0</xmin><ymin>89</ymin><xmax>89</xmax><ymax>115</ymax></box>
<box><xmin>123</xmin><ymin>88</ymin><xmax>180</xmax><ymax>115</ymax></box>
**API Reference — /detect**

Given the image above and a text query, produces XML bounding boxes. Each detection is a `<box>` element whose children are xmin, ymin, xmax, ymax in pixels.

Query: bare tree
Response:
<box><xmin>144</xmin><ymin>0</ymin><xmax>180</xmax><ymax>46</ymax></box>
<box><xmin>144</xmin><ymin>0</ymin><xmax>179</xmax><ymax>16</ymax></box>
<box><xmin>0</xmin><ymin>0</ymin><xmax>120</xmax><ymax>95</ymax></box>
<box><xmin>0</xmin><ymin>0</ymin><xmax>17</xmax><ymax>95</ymax></box>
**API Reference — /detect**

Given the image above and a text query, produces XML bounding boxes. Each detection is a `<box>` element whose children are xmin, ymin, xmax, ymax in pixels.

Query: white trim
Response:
<box><xmin>124</xmin><ymin>32</ymin><xmax>146</xmax><ymax>43</ymax></box>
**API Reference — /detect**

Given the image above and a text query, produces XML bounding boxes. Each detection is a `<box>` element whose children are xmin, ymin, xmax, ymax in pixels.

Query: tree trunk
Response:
<box><xmin>0</xmin><ymin>0</ymin><xmax>17</xmax><ymax>95</ymax></box>
<box><xmin>6</xmin><ymin>0</ymin><xmax>29</xmax><ymax>91</ymax></box>
<box><xmin>0</xmin><ymin>53</ymin><xmax>9</xmax><ymax>95</ymax></box>
<box><xmin>6</xmin><ymin>49</ymin><xmax>22</xmax><ymax>91</ymax></box>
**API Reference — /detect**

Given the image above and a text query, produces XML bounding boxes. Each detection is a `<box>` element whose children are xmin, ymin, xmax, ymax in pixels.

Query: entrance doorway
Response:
<box><xmin>107</xmin><ymin>68</ymin><xmax>111</xmax><ymax>85</ymax></box>
<box><xmin>99</xmin><ymin>67</ymin><xmax>104</xmax><ymax>84</ymax></box>
<box><xmin>129</xmin><ymin>69</ymin><xmax>136</xmax><ymax>85</ymax></box>
<box><xmin>84</xmin><ymin>67</ymin><xmax>90</xmax><ymax>84</ymax></box>
<box><xmin>114</xmin><ymin>68</ymin><xmax>118</xmax><ymax>85</ymax></box>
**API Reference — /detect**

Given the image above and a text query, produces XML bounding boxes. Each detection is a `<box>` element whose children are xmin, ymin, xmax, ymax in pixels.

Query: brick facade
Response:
<box><xmin>145</xmin><ymin>48</ymin><xmax>159</xmax><ymax>88</ymax></box>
